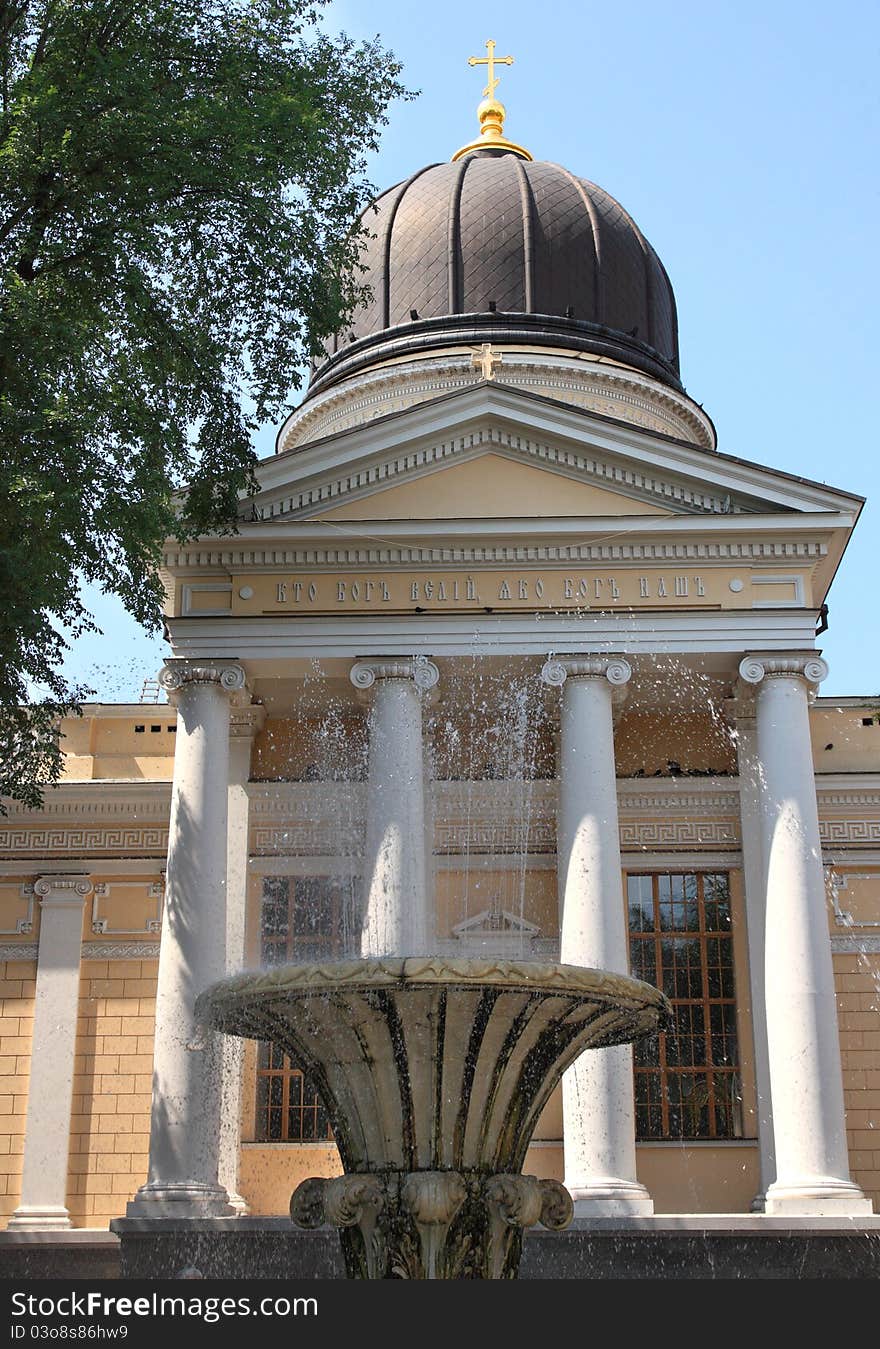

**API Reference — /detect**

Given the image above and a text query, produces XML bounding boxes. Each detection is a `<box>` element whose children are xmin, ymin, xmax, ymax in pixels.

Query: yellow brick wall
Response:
<box><xmin>834</xmin><ymin>950</ymin><xmax>880</xmax><ymax>1209</ymax></box>
<box><xmin>66</xmin><ymin>959</ymin><xmax>157</xmax><ymax>1227</ymax></box>
<box><xmin>0</xmin><ymin>959</ymin><xmax>36</xmax><ymax>1226</ymax></box>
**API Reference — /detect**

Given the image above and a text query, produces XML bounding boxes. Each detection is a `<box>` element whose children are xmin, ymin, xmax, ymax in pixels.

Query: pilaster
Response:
<box><xmin>9</xmin><ymin>875</ymin><xmax>91</xmax><ymax>1231</ymax></box>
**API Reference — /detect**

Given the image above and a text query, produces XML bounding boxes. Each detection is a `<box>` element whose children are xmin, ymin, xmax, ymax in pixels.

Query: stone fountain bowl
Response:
<box><xmin>197</xmin><ymin>956</ymin><xmax>672</xmax><ymax>1278</ymax></box>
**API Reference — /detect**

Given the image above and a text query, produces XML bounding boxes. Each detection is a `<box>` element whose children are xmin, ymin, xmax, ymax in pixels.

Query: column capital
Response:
<box><xmin>158</xmin><ymin>659</ymin><xmax>247</xmax><ymax>698</ymax></box>
<box><xmin>350</xmin><ymin>656</ymin><xmax>440</xmax><ymax>693</ymax></box>
<box><xmin>34</xmin><ymin>875</ymin><xmax>92</xmax><ymax>907</ymax></box>
<box><xmin>540</xmin><ymin>656</ymin><xmax>632</xmax><ymax>689</ymax></box>
<box><xmin>737</xmin><ymin>653</ymin><xmax>828</xmax><ymax>691</ymax></box>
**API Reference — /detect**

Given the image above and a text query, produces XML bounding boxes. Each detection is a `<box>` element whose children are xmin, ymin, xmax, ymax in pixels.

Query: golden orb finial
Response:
<box><xmin>452</xmin><ymin>40</ymin><xmax>532</xmax><ymax>162</ymax></box>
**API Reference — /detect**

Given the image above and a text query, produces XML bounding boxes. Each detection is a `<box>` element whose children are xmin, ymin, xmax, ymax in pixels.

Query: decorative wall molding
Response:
<box><xmin>81</xmin><ymin>941</ymin><xmax>161</xmax><ymax>959</ymax></box>
<box><xmin>0</xmin><ymin>943</ymin><xmax>37</xmax><ymax>961</ymax></box>
<box><xmin>0</xmin><ymin>883</ymin><xmax>35</xmax><ymax>934</ymax></box>
<box><xmin>91</xmin><ymin>881</ymin><xmax>164</xmax><ymax>935</ymax></box>
<box><xmin>830</xmin><ymin>935</ymin><xmax>880</xmax><ymax>955</ymax></box>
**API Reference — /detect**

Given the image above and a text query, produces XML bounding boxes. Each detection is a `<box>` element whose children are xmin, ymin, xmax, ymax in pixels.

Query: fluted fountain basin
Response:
<box><xmin>198</xmin><ymin>956</ymin><xmax>671</xmax><ymax>1278</ymax></box>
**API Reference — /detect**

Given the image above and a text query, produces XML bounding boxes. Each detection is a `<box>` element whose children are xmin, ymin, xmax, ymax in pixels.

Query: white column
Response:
<box><xmin>738</xmin><ymin>654</ymin><xmax>871</xmax><ymax>1215</ymax></box>
<box><xmin>541</xmin><ymin>656</ymin><xmax>653</xmax><ymax>1217</ymax></box>
<box><xmin>350</xmin><ymin>658</ymin><xmax>439</xmax><ymax>958</ymax></box>
<box><xmin>9</xmin><ymin>876</ymin><xmax>91</xmax><ymax>1230</ymax></box>
<box><xmin>729</xmin><ymin>701</ymin><xmax>776</xmax><ymax>1209</ymax></box>
<box><xmin>128</xmin><ymin>660</ymin><xmax>246</xmax><ymax>1217</ymax></box>
<box><xmin>217</xmin><ymin>701</ymin><xmax>265</xmax><ymax>1216</ymax></box>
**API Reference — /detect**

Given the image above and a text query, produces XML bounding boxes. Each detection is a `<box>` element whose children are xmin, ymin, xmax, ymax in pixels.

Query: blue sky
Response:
<box><xmin>66</xmin><ymin>0</ymin><xmax>879</xmax><ymax>700</ymax></box>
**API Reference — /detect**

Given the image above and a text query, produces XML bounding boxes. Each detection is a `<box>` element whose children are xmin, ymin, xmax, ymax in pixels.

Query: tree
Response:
<box><xmin>0</xmin><ymin>0</ymin><xmax>409</xmax><ymax>807</ymax></box>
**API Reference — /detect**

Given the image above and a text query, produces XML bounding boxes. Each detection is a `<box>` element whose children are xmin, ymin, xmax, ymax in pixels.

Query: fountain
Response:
<box><xmin>197</xmin><ymin>955</ymin><xmax>671</xmax><ymax>1279</ymax></box>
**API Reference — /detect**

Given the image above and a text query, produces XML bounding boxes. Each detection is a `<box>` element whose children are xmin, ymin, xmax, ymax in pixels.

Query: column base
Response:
<box><xmin>126</xmin><ymin>1182</ymin><xmax>235</xmax><ymax>1219</ymax></box>
<box><xmin>226</xmin><ymin>1191</ymin><xmax>249</xmax><ymax>1217</ymax></box>
<box><xmin>7</xmin><ymin>1205</ymin><xmax>72</xmax><ymax>1231</ymax></box>
<box><xmin>764</xmin><ymin>1178</ymin><xmax>873</xmax><ymax>1217</ymax></box>
<box><xmin>567</xmin><ymin>1178</ymin><xmax>655</xmax><ymax>1219</ymax></box>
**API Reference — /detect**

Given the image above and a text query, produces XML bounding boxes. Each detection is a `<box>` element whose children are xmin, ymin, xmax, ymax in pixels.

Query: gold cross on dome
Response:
<box><xmin>471</xmin><ymin>344</ymin><xmax>502</xmax><ymax>380</ymax></box>
<box><xmin>468</xmin><ymin>39</ymin><xmax>514</xmax><ymax>100</ymax></box>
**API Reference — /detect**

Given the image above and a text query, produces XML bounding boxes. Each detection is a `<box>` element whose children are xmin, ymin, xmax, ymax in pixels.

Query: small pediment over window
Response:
<box><xmin>452</xmin><ymin>901</ymin><xmax>540</xmax><ymax>949</ymax></box>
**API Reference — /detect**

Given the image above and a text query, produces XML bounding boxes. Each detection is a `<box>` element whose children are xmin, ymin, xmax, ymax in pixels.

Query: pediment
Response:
<box><xmin>317</xmin><ymin>452</ymin><xmax>672</xmax><ymax>521</ymax></box>
<box><xmin>451</xmin><ymin>905</ymin><xmax>541</xmax><ymax>950</ymax></box>
<box><xmin>251</xmin><ymin>384</ymin><xmax>861</xmax><ymax>526</ymax></box>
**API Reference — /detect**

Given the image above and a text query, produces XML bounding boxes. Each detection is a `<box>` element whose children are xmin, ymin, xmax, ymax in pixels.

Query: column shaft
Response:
<box><xmin>128</xmin><ymin>662</ymin><xmax>245</xmax><ymax>1217</ymax></box>
<box><xmin>352</xmin><ymin>660</ymin><xmax>438</xmax><ymax>958</ymax></box>
<box><xmin>9</xmin><ymin>877</ymin><xmax>90</xmax><ymax>1230</ymax></box>
<box><xmin>217</xmin><ymin>708</ymin><xmax>263</xmax><ymax>1215</ymax></box>
<box><xmin>542</xmin><ymin>657</ymin><xmax>653</xmax><ymax>1217</ymax></box>
<box><xmin>741</xmin><ymin>655</ymin><xmax>871</xmax><ymax>1215</ymax></box>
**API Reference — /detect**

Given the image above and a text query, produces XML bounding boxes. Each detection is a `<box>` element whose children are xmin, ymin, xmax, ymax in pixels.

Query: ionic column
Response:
<box><xmin>217</xmin><ymin>699</ymin><xmax>265</xmax><ymax>1216</ymax></box>
<box><xmin>128</xmin><ymin>659</ymin><xmax>246</xmax><ymax>1217</ymax></box>
<box><xmin>350</xmin><ymin>658</ymin><xmax>439</xmax><ymax>957</ymax></box>
<box><xmin>9</xmin><ymin>876</ymin><xmax>91</xmax><ymax>1230</ymax></box>
<box><xmin>738</xmin><ymin>654</ymin><xmax>871</xmax><ymax>1215</ymax></box>
<box><xmin>727</xmin><ymin>699</ymin><xmax>776</xmax><ymax>1209</ymax></box>
<box><xmin>541</xmin><ymin>656</ymin><xmax>653</xmax><ymax>1216</ymax></box>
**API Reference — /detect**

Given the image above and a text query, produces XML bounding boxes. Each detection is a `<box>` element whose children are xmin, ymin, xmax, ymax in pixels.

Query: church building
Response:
<box><xmin>1</xmin><ymin>50</ymin><xmax>879</xmax><ymax>1262</ymax></box>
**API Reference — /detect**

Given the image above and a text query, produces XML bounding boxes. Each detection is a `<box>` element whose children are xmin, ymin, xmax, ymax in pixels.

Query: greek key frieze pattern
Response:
<box><xmin>252</xmin><ymin>825</ymin><xmax>364</xmax><ymax>857</ymax></box>
<box><xmin>0</xmin><ymin>827</ymin><xmax>169</xmax><ymax>854</ymax></box>
<box><xmin>619</xmin><ymin>820</ymin><xmax>740</xmax><ymax>848</ymax></box>
<box><xmin>819</xmin><ymin>820</ymin><xmax>880</xmax><ymax>845</ymax></box>
<box><xmin>434</xmin><ymin>820</ymin><xmax>557</xmax><ymax>855</ymax></box>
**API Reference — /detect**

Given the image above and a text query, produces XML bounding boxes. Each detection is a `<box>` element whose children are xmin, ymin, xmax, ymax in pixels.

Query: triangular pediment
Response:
<box><xmin>251</xmin><ymin>384</ymin><xmax>862</xmax><ymax>526</ymax></box>
<box><xmin>452</xmin><ymin>906</ymin><xmax>541</xmax><ymax>939</ymax></box>
<box><xmin>317</xmin><ymin>452</ymin><xmax>672</xmax><ymax>521</ymax></box>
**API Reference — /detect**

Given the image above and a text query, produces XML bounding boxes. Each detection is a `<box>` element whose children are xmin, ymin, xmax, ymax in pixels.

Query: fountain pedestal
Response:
<box><xmin>198</xmin><ymin>956</ymin><xmax>671</xmax><ymax>1280</ymax></box>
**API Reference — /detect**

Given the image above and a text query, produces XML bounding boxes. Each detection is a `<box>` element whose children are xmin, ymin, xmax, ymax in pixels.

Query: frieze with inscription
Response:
<box><xmin>231</xmin><ymin>568</ymin><xmax>797</xmax><ymax>615</ymax></box>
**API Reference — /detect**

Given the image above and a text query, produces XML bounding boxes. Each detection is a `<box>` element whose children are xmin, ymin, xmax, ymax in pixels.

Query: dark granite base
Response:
<box><xmin>4</xmin><ymin>1220</ymin><xmax>880</xmax><ymax>1281</ymax></box>
<box><xmin>108</xmin><ymin>1217</ymin><xmax>880</xmax><ymax>1281</ymax></box>
<box><xmin>0</xmin><ymin>1231</ymin><xmax>121</xmax><ymax>1280</ymax></box>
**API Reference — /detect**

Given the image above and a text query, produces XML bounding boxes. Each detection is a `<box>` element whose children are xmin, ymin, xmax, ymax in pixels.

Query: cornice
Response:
<box><xmin>257</xmin><ymin>422</ymin><xmax>749</xmax><ymax>523</ymax></box>
<box><xmin>163</xmin><ymin>530</ymin><xmax>831</xmax><ymax>574</ymax></box>
<box><xmin>0</xmin><ymin>782</ymin><xmax>172</xmax><ymax>822</ymax></box>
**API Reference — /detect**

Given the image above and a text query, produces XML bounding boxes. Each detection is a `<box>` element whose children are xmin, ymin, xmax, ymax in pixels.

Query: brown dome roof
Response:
<box><xmin>309</xmin><ymin>149</ymin><xmax>681</xmax><ymax>397</ymax></box>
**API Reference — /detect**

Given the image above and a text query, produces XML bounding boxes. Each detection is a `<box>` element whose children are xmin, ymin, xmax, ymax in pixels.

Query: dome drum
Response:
<box><xmin>309</xmin><ymin>309</ymin><xmax>684</xmax><ymax>402</ymax></box>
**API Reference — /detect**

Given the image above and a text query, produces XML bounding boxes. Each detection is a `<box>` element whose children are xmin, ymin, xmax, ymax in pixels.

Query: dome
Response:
<box><xmin>308</xmin><ymin>148</ymin><xmax>682</xmax><ymax>399</ymax></box>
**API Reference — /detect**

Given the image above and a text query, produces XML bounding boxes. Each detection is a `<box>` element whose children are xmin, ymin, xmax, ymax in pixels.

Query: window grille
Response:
<box><xmin>626</xmin><ymin>871</ymin><xmax>742</xmax><ymax>1140</ymax></box>
<box><xmin>255</xmin><ymin>876</ymin><xmax>358</xmax><ymax>1143</ymax></box>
